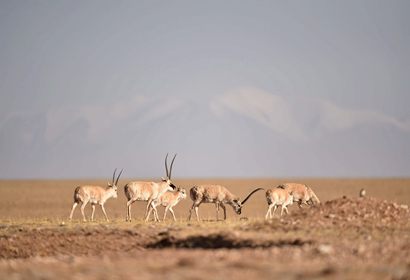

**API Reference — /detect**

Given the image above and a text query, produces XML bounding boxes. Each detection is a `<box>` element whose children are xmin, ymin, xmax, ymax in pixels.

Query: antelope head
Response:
<box><xmin>230</xmin><ymin>199</ymin><xmax>243</xmax><ymax>215</ymax></box>
<box><xmin>107</xmin><ymin>168</ymin><xmax>123</xmax><ymax>198</ymax></box>
<box><xmin>162</xmin><ymin>153</ymin><xmax>177</xmax><ymax>191</ymax></box>
<box><xmin>177</xmin><ymin>188</ymin><xmax>187</xmax><ymax>199</ymax></box>
<box><xmin>232</xmin><ymin>188</ymin><xmax>265</xmax><ymax>215</ymax></box>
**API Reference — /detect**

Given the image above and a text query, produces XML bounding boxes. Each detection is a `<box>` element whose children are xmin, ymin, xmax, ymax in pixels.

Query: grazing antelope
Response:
<box><xmin>277</xmin><ymin>183</ymin><xmax>320</xmax><ymax>207</ymax></box>
<box><xmin>146</xmin><ymin>188</ymin><xmax>187</xmax><ymax>222</ymax></box>
<box><xmin>69</xmin><ymin>168</ymin><xmax>123</xmax><ymax>222</ymax></box>
<box><xmin>188</xmin><ymin>185</ymin><xmax>264</xmax><ymax>221</ymax></box>
<box><xmin>124</xmin><ymin>154</ymin><xmax>178</xmax><ymax>222</ymax></box>
<box><xmin>265</xmin><ymin>188</ymin><xmax>294</xmax><ymax>219</ymax></box>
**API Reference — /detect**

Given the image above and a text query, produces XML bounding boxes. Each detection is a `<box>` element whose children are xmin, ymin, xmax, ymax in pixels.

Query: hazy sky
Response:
<box><xmin>1</xmin><ymin>1</ymin><xmax>409</xmax><ymax>179</ymax></box>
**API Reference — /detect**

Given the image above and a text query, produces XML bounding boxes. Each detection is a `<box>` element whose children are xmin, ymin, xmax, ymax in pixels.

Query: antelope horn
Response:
<box><xmin>165</xmin><ymin>153</ymin><xmax>169</xmax><ymax>178</ymax></box>
<box><xmin>112</xmin><ymin>168</ymin><xmax>117</xmax><ymax>185</ymax></box>
<box><xmin>241</xmin><ymin>188</ymin><xmax>264</xmax><ymax>205</ymax></box>
<box><xmin>115</xmin><ymin>168</ymin><xmax>123</xmax><ymax>186</ymax></box>
<box><xmin>168</xmin><ymin>154</ymin><xmax>177</xmax><ymax>179</ymax></box>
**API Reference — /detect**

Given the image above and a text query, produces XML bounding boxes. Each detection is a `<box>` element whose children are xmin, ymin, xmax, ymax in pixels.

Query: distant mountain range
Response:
<box><xmin>1</xmin><ymin>89</ymin><xmax>409</xmax><ymax>178</ymax></box>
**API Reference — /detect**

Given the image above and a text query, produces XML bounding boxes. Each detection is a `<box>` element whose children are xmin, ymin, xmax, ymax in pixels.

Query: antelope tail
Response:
<box><xmin>241</xmin><ymin>188</ymin><xmax>264</xmax><ymax>205</ymax></box>
<box><xmin>311</xmin><ymin>191</ymin><xmax>320</xmax><ymax>204</ymax></box>
<box><xmin>124</xmin><ymin>184</ymin><xmax>132</xmax><ymax>201</ymax></box>
<box><xmin>73</xmin><ymin>186</ymin><xmax>81</xmax><ymax>203</ymax></box>
<box><xmin>307</xmin><ymin>186</ymin><xmax>320</xmax><ymax>204</ymax></box>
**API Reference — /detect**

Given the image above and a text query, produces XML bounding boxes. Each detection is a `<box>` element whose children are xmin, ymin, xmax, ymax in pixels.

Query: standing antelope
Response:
<box><xmin>146</xmin><ymin>188</ymin><xmax>187</xmax><ymax>222</ymax></box>
<box><xmin>124</xmin><ymin>154</ymin><xmax>178</xmax><ymax>222</ymax></box>
<box><xmin>188</xmin><ymin>185</ymin><xmax>264</xmax><ymax>221</ymax></box>
<box><xmin>277</xmin><ymin>183</ymin><xmax>320</xmax><ymax>207</ymax></box>
<box><xmin>69</xmin><ymin>168</ymin><xmax>123</xmax><ymax>222</ymax></box>
<box><xmin>265</xmin><ymin>188</ymin><xmax>294</xmax><ymax>219</ymax></box>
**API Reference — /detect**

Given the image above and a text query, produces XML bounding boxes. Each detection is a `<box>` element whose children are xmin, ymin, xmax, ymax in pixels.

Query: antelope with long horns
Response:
<box><xmin>124</xmin><ymin>154</ymin><xmax>178</xmax><ymax>222</ymax></box>
<box><xmin>188</xmin><ymin>185</ymin><xmax>264</xmax><ymax>221</ymax></box>
<box><xmin>69</xmin><ymin>168</ymin><xmax>123</xmax><ymax>222</ymax></box>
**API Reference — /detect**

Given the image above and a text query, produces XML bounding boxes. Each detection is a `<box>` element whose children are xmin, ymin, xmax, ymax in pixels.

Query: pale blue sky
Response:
<box><xmin>1</xmin><ymin>1</ymin><xmax>409</xmax><ymax>178</ymax></box>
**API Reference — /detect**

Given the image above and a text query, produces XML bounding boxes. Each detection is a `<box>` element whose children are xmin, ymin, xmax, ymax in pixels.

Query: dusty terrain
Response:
<box><xmin>0</xmin><ymin>178</ymin><xmax>409</xmax><ymax>279</ymax></box>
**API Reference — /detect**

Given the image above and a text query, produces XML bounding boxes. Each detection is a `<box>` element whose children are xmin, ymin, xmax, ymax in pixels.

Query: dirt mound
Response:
<box><xmin>242</xmin><ymin>197</ymin><xmax>410</xmax><ymax>232</ymax></box>
<box><xmin>317</xmin><ymin>197</ymin><xmax>410</xmax><ymax>222</ymax></box>
<box><xmin>307</xmin><ymin>196</ymin><xmax>410</xmax><ymax>226</ymax></box>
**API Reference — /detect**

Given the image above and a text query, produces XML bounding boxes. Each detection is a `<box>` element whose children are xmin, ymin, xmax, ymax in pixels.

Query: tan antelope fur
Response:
<box><xmin>124</xmin><ymin>154</ymin><xmax>178</xmax><ymax>222</ymax></box>
<box><xmin>146</xmin><ymin>188</ymin><xmax>187</xmax><ymax>221</ymax></box>
<box><xmin>188</xmin><ymin>185</ymin><xmax>264</xmax><ymax>221</ymax></box>
<box><xmin>69</xmin><ymin>169</ymin><xmax>123</xmax><ymax>222</ymax></box>
<box><xmin>277</xmin><ymin>183</ymin><xmax>320</xmax><ymax>207</ymax></box>
<box><xmin>265</xmin><ymin>188</ymin><xmax>294</xmax><ymax>219</ymax></box>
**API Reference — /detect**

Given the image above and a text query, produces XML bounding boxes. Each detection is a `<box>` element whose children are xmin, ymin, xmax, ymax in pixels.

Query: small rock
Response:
<box><xmin>177</xmin><ymin>257</ymin><xmax>195</xmax><ymax>267</ymax></box>
<box><xmin>359</xmin><ymin>188</ymin><xmax>366</xmax><ymax>197</ymax></box>
<box><xmin>320</xmin><ymin>266</ymin><xmax>336</xmax><ymax>275</ymax></box>
<box><xmin>399</xmin><ymin>204</ymin><xmax>409</xmax><ymax>210</ymax></box>
<box><xmin>317</xmin><ymin>244</ymin><xmax>333</xmax><ymax>255</ymax></box>
<box><xmin>354</xmin><ymin>244</ymin><xmax>366</xmax><ymax>255</ymax></box>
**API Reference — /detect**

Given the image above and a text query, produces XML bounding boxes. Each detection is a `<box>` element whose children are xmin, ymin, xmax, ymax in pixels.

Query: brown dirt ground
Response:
<box><xmin>0</xmin><ymin>179</ymin><xmax>409</xmax><ymax>279</ymax></box>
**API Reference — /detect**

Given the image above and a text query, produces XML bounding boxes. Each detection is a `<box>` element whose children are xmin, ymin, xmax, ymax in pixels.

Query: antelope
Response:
<box><xmin>146</xmin><ymin>188</ymin><xmax>187</xmax><ymax>222</ymax></box>
<box><xmin>265</xmin><ymin>188</ymin><xmax>294</xmax><ymax>219</ymax></box>
<box><xmin>69</xmin><ymin>168</ymin><xmax>123</xmax><ymax>222</ymax></box>
<box><xmin>277</xmin><ymin>183</ymin><xmax>320</xmax><ymax>207</ymax></box>
<box><xmin>124</xmin><ymin>154</ymin><xmax>178</xmax><ymax>222</ymax></box>
<box><xmin>188</xmin><ymin>185</ymin><xmax>264</xmax><ymax>221</ymax></box>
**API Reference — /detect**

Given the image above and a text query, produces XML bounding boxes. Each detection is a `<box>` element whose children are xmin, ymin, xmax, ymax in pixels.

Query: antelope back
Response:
<box><xmin>125</xmin><ymin>181</ymin><xmax>156</xmax><ymax>200</ymax></box>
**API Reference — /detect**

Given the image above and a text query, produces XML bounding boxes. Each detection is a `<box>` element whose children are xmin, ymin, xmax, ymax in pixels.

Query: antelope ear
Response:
<box><xmin>108</xmin><ymin>181</ymin><xmax>112</xmax><ymax>186</ymax></box>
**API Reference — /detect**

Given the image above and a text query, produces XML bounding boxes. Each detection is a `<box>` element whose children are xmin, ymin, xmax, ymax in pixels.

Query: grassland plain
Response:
<box><xmin>0</xmin><ymin>178</ymin><xmax>409</xmax><ymax>279</ymax></box>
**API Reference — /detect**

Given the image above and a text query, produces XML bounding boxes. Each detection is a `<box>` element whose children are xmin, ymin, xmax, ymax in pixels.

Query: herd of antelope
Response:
<box><xmin>68</xmin><ymin>154</ymin><xmax>320</xmax><ymax>222</ymax></box>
